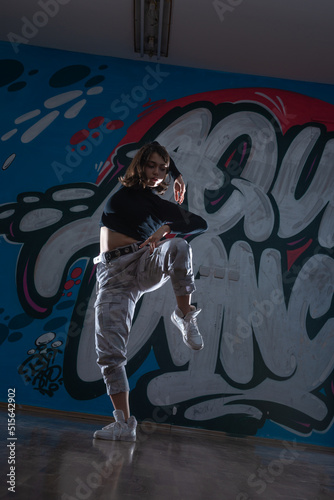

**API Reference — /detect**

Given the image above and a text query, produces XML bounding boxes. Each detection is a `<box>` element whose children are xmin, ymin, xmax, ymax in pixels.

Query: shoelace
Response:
<box><xmin>103</xmin><ymin>421</ymin><xmax>123</xmax><ymax>431</ymax></box>
<box><xmin>114</xmin><ymin>422</ymin><xmax>123</xmax><ymax>439</ymax></box>
<box><xmin>187</xmin><ymin>317</ymin><xmax>201</xmax><ymax>338</ymax></box>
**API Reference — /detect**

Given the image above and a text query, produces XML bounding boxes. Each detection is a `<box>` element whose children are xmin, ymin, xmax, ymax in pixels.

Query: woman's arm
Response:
<box><xmin>158</xmin><ymin>196</ymin><xmax>208</xmax><ymax>236</ymax></box>
<box><xmin>166</xmin><ymin>156</ymin><xmax>186</xmax><ymax>204</ymax></box>
<box><xmin>139</xmin><ymin>224</ymin><xmax>171</xmax><ymax>254</ymax></box>
<box><xmin>139</xmin><ymin>203</ymin><xmax>207</xmax><ymax>254</ymax></box>
<box><xmin>168</xmin><ymin>155</ymin><xmax>181</xmax><ymax>179</ymax></box>
<box><xmin>173</xmin><ymin>175</ymin><xmax>185</xmax><ymax>205</ymax></box>
<box><xmin>166</xmin><ymin>206</ymin><xmax>207</xmax><ymax>235</ymax></box>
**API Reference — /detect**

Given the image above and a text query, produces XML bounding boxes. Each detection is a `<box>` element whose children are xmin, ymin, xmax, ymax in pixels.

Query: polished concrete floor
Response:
<box><xmin>0</xmin><ymin>408</ymin><xmax>333</xmax><ymax>500</ymax></box>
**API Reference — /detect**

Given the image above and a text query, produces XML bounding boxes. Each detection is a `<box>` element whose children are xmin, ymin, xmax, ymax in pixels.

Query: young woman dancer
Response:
<box><xmin>93</xmin><ymin>142</ymin><xmax>207</xmax><ymax>441</ymax></box>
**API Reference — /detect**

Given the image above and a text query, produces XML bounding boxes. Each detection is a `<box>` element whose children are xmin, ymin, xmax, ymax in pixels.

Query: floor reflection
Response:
<box><xmin>0</xmin><ymin>409</ymin><xmax>333</xmax><ymax>500</ymax></box>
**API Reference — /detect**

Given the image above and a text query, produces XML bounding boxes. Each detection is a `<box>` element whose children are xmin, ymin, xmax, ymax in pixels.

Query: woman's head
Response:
<box><xmin>119</xmin><ymin>143</ymin><xmax>170</xmax><ymax>193</ymax></box>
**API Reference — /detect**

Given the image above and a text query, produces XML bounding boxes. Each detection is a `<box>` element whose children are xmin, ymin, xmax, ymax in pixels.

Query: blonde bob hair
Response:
<box><xmin>119</xmin><ymin>143</ymin><xmax>170</xmax><ymax>194</ymax></box>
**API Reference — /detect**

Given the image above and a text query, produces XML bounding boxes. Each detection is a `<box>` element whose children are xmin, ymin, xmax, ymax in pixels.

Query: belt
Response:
<box><xmin>93</xmin><ymin>244</ymin><xmax>138</xmax><ymax>265</ymax></box>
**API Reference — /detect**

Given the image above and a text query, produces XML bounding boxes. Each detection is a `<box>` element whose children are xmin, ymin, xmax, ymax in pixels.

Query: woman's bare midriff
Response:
<box><xmin>100</xmin><ymin>226</ymin><xmax>138</xmax><ymax>253</ymax></box>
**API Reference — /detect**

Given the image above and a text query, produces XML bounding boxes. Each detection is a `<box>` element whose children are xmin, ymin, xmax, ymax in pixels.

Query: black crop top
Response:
<box><xmin>100</xmin><ymin>186</ymin><xmax>207</xmax><ymax>241</ymax></box>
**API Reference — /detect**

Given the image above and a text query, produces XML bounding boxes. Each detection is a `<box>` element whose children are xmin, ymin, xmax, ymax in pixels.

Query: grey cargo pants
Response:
<box><xmin>94</xmin><ymin>237</ymin><xmax>195</xmax><ymax>395</ymax></box>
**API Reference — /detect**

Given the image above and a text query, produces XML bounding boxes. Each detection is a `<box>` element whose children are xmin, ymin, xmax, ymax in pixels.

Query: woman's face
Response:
<box><xmin>143</xmin><ymin>152</ymin><xmax>168</xmax><ymax>188</ymax></box>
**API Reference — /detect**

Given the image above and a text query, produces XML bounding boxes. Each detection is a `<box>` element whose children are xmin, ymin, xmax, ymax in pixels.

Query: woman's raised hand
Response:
<box><xmin>174</xmin><ymin>175</ymin><xmax>185</xmax><ymax>205</ymax></box>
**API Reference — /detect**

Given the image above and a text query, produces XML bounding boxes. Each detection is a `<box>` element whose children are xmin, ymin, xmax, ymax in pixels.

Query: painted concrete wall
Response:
<box><xmin>0</xmin><ymin>41</ymin><xmax>333</xmax><ymax>447</ymax></box>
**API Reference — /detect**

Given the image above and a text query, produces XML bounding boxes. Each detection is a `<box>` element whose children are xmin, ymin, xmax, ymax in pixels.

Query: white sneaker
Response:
<box><xmin>171</xmin><ymin>306</ymin><xmax>204</xmax><ymax>350</ymax></box>
<box><xmin>93</xmin><ymin>410</ymin><xmax>137</xmax><ymax>442</ymax></box>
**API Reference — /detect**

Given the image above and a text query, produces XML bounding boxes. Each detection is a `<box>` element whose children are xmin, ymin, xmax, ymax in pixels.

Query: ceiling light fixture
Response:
<box><xmin>134</xmin><ymin>0</ymin><xmax>172</xmax><ymax>59</ymax></box>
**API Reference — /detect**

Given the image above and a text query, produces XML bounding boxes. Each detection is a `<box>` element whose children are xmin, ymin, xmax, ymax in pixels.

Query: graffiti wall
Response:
<box><xmin>0</xmin><ymin>41</ymin><xmax>333</xmax><ymax>447</ymax></box>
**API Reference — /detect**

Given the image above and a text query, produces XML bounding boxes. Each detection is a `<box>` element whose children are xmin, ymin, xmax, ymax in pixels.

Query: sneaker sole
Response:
<box><xmin>171</xmin><ymin>314</ymin><xmax>204</xmax><ymax>351</ymax></box>
<box><xmin>93</xmin><ymin>433</ymin><xmax>136</xmax><ymax>442</ymax></box>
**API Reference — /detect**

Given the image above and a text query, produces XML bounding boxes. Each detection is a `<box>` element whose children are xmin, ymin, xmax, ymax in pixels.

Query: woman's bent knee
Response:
<box><xmin>169</xmin><ymin>237</ymin><xmax>190</xmax><ymax>254</ymax></box>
